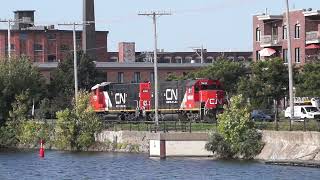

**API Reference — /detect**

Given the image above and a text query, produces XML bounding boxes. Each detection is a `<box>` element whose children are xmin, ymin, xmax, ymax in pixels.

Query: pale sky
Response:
<box><xmin>0</xmin><ymin>0</ymin><xmax>319</xmax><ymax>52</ymax></box>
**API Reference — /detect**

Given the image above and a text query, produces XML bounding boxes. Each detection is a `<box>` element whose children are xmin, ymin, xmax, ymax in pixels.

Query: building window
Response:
<box><xmin>295</xmin><ymin>48</ymin><xmax>300</xmax><ymax>63</ymax></box>
<box><xmin>76</xmin><ymin>32</ymin><xmax>81</xmax><ymax>40</ymax></box>
<box><xmin>256</xmin><ymin>51</ymin><xmax>260</xmax><ymax>61</ymax></box>
<box><xmin>295</xmin><ymin>24</ymin><xmax>300</xmax><ymax>38</ymax></box>
<box><xmin>256</xmin><ymin>27</ymin><xmax>261</xmax><ymax>42</ymax></box>
<box><xmin>134</xmin><ymin>72</ymin><xmax>140</xmax><ymax>83</ymax></box>
<box><xmin>48</xmin><ymin>55</ymin><xmax>56</xmax><ymax>62</ymax></box>
<box><xmin>47</xmin><ymin>33</ymin><xmax>56</xmax><ymax>40</ymax></box>
<box><xmin>150</xmin><ymin>72</ymin><xmax>154</xmax><ymax>82</ymax></box>
<box><xmin>283</xmin><ymin>49</ymin><xmax>288</xmax><ymax>63</ymax></box>
<box><xmin>283</xmin><ymin>25</ymin><xmax>287</xmax><ymax>39</ymax></box>
<box><xmin>118</xmin><ymin>72</ymin><xmax>124</xmax><ymax>83</ymax></box>
<box><xmin>34</xmin><ymin>44</ymin><xmax>43</xmax><ymax>51</ymax></box>
<box><xmin>60</xmin><ymin>44</ymin><xmax>69</xmax><ymax>51</ymax></box>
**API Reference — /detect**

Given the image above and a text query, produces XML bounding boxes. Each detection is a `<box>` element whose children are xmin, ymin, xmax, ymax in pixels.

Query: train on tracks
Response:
<box><xmin>90</xmin><ymin>79</ymin><xmax>225</xmax><ymax>121</ymax></box>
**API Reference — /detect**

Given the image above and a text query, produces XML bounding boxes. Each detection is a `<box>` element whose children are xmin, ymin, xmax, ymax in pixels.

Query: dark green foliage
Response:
<box><xmin>205</xmin><ymin>132</ymin><xmax>233</xmax><ymax>159</ymax></box>
<box><xmin>54</xmin><ymin>91</ymin><xmax>102</xmax><ymax>151</ymax></box>
<box><xmin>0</xmin><ymin>123</ymin><xmax>19</xmax><ymax>147</ymax></box>
<box><xmin>190</xmin><ymin>59</ymin><xmax>247</xmax><ymax>95</ymax></box>
<box><xmin>0</xmin><ymin>57</ymin><xmax>45</xmax><ymax>121</ymax></box>
<box><xmin>205</xmin><ymin>95</ymin><xmax>264</xmax><ymax>159</ymax></box>
<box><xmin>48</xmin><ymin>51</ymin><xmax>105</xmax><ymax>112</ymax></box>
<box><xmin>238</xmin><ymin>58</ymin><xmax>288</xmax><ymax>110</ymax></box>
<box><xmin>296</xmin><ymin>62</ymin><xmax>320</xmax><ymax>97</ymax></box>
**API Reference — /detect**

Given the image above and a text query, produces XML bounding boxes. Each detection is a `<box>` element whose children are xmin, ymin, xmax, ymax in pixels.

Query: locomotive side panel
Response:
<box><xmin>108</xmin><ymin>83</ymin><xmax>140</xmax><ymax>111</ymax></box>
<box><xmin>157</xmin><ymin>80</ymin><xmax>187</xmax><ymax>111</ymax></box>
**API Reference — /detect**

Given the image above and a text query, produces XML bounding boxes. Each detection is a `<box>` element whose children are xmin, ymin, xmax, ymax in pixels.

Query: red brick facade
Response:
<box><xmin>0</xmin><ymin>29</ymin><xmax>108</xmax><ymax>62</ymax></box>
<box><xmin>253</xmin><ymin>9</ymin><xmax>320</xmax><ymax>65</ymax></box>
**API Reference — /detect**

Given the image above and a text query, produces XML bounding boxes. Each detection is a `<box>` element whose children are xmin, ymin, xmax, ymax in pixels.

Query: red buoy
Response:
<box><xmin>39</xmin><ymin>139</ymin><xmax>45</xmax><ymax>158</ymax></box>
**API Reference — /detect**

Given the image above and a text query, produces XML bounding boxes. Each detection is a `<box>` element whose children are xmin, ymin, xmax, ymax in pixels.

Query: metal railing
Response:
<box><xmin>260</xmin><ymin>35</ymin><xmax>280</xmax><ymax>46</ymax></box>
<box><xmin>306</xmin><ymin>31</ymin><xmax>320</xmax><ymax>41</ymax></box>
<box><xmin>255</xmin><ymin>118</ymin><xmax>320</xmax><ymax>132</ymax></box>
<box><xmin>102</xmin><ymin>120</ymin><xmax>217</xmax><ymax>133</ymax></box>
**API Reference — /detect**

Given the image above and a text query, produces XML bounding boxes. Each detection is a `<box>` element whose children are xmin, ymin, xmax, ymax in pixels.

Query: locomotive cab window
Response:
<box><xmin>194</xmin><ymin>86</ymin><xmax>200</xmax><ymax>92</ymax></box>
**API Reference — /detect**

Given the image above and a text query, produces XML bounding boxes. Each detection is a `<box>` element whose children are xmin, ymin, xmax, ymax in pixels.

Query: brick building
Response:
<box><xmin>38</xmin><ymin>45</ymin><xmax>252</xmax><ymax>84</ymax></box>
<box><xmin>253</xmin><ymin>9</ymin><xmax>320</xmax><ymax>64</ymax></box>
<box><xmin>0</xmin><ymin>10</ymin><xmax>108</xmax><ymax>62</ymax></box>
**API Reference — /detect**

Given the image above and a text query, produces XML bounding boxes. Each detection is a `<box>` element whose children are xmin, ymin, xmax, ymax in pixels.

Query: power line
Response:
<box><xmin>138</xmin><ymin>11</ymin><xmax>172</xmax><ymax>127</ymax></box>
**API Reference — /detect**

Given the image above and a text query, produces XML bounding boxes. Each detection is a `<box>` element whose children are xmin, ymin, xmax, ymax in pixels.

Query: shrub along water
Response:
<box><xmin>54</xmin><ymin>91</ymin><xmax>102</xmax><ymax>151</ymax></box>
<box><xmin>205</xmin><ymin>95</ymin><xmax>264</xmax><ymax>159</ymax></box>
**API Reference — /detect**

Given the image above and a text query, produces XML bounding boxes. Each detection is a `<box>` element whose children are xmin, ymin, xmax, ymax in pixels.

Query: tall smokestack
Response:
<box><xmin>82</xmin><ymin>0</ymin><xmax>96</xmax><ymax>58</ymax></box>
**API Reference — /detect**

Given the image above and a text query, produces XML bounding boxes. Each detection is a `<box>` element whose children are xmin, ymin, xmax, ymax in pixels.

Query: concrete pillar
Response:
<box><xmin>160</xmin><ymin>140</ymin><xmax>166</xmax><ymax>159</ymax></box>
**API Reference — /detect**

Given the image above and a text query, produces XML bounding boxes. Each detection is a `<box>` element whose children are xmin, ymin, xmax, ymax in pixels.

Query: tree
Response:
<box><xmin>0</xmin><ymin>57</ymin><xmax>45</xmax><ymax>122</ymax></box>
<box><xmin>54</xmin><ymin>91</ymin><xmax>102</xmax><ymax>151</ymax></box>
<box><xmin>48</xmin><ymin>51</ymin><xmax>105</xmax><ymax>112</ymax></box>
<box><xmin>238</xmin><ymin>58</ymin><xmax>288</xmax><ymax>120</ymax></box>
<box><xmin>205</xmin><ymin>95</ymin><xmax>264</xmax><ymax>159</ymax></box>
<box><xmin>190</xmin><ymin>60</ymin><xmax>247</xmax><ymax>95</ymax></box>
<box><xmin>296</xmin><ymin>62</ymin><xmax>320</xmax><ymax>97</ymax></box>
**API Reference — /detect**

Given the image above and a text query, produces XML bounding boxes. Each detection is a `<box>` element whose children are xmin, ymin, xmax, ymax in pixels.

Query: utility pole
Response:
<box><xmin>0</xmin><ymin>19</ymin><xmax>16</xmax><ymax>60</ymax></box>
<box><xmin>58</xmin><ymin>22</ymin><xmax>92</xmax><ymax>105</ymax></box>
<box><xmin>285</xmin><ymin>0</ymin><xmax>294</xmax><ymax>118</ymax></box>
<box><xmin>138</xmin><ymin>11</ymin><xmax>171</xmax><ymax>126</ymax></box>
<box><xmin>190</xmin><ymin>45</ymin><xmax>204</xmax><ymax>63</ymax></box>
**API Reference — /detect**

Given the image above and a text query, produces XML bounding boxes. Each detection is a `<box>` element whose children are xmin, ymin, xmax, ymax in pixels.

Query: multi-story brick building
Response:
<box><xmin>38</xmin><ymin>44</ymin><xmax>252</xmax><ymax>83</ymax></box>
<box><xmin>0</xmin><ymin>10</ymin><xmax>108</xmax><ymax>62</ymax></box>
<box><xmin>253</xmin><ymin>8</ymin><xmax>320</xmax><ymax>64</ymax></box>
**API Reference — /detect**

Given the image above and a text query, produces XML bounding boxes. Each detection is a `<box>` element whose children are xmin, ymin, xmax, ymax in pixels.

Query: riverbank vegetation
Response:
<box><xmin>205</xmin><ymin>95</ymin><xmax>264</xmax><ymax>159</ymax></box>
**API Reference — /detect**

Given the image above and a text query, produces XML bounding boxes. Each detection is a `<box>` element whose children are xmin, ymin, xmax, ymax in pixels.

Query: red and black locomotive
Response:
<box><xmin>90</xmin><ymin>79</ymin><xmax>225</xmax><ymax>121</ymax></box>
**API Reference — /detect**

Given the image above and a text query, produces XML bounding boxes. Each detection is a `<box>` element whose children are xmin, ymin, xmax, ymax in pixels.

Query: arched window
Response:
<box><xmin>163</xmin><ymin>56</ymin><xmax>172</xmax><ymax>63</ymax></box>
<box><xmin>256</xmin><ymin>27</ymin><xmax>261</xmax><ymax>42</ymax></box>
<box><xmin>184</xmin><ymin>56</ymin><xmax>192</xmax><ymax>63</ymax></box>
<box><xmin>295</xmin><ymin>24</ymin><xmax>300</xmax><ymax>38</ymax></box>
<box><xmin>283</xmin><ymin>25</ymin><xmax>287</xmax><ymax>39</ymax></box>
<box><xmin>206</xmin><ymin>56</ymin><xmax>214</xmax><ymax>63</ymax></box>
<box><xmin>174</xmin><ymin>56</ymin><xmax>182</xmax><ymax>63</ymax></box>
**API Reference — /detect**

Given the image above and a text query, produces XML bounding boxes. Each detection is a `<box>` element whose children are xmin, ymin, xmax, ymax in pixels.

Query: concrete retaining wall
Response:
<box><xmin>257</xmin><ymin>131</ymin><xmax>320</xmax><ymax>161</ymax></box>
<box><xmin>95</xmin><ymin>130</ymin><xmax>320</xmax><ymax>161</ymax></box>
<box><xmin>95</xmin><ymin>131</ymin><xmax>159</xmax><ymax>153</ymax></box>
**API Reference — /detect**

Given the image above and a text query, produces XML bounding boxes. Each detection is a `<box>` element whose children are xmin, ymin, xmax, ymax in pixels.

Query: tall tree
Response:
<box><xmin>190</xmin><ymin>59</ymin><xmax>247</xmax><ymax>95</ymax></box>
<box><xmin>0</xmin><ymin>57</ymin><xmax>45</xmax><ymax>121</ymax></box>
<box><xmin>48</xmin><ymin>51</ymin><xmax>105</xmax><ymax>112</ymax></box>
<box><xmin>238</xmin><ymin>58</ymin><xmax>288</xmax><ymax>120</ymax></box>
<box><xmin>296</xmin><ymin>62</ymin><xmax>320</xmax><ymax>97</ymax></box>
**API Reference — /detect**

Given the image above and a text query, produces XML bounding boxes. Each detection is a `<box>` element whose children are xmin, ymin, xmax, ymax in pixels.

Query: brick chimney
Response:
<box><xmin>82</xmin><ymin>0</ymin><xmax>96</xmax><ymax>58</ymax></box>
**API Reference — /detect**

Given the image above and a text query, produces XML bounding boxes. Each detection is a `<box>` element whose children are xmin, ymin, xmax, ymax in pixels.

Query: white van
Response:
<box><xmin>285</xmin><ymin>105</ymin><xmax>320</xmax><ymax>119</ymax></box>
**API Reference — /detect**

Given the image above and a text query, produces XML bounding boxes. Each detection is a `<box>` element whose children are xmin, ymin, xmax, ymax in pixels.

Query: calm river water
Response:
<box><xmin>0</xmin><ymin>150</ymin><xmax>320</xmax><ymax>180</ymax></box>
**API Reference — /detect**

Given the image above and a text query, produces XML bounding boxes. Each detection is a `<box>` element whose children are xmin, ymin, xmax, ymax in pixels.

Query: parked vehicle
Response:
<box><xmin>251</xmin><ymin>110</ymin><xmax>273</xmax><ymax>121</ymax></box>
<box><xmin>284</xmin><ymin>105</ymin><xmax>320</xmax><ymax>119</ymax></box>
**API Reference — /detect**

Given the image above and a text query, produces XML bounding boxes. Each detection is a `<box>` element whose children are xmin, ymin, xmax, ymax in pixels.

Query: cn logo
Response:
<box><xmin>209</xmin><ymin>98</ymin><xmax>223</xmax><ymax>105</ymax></box>
<box><xmin>165</xmin><ymin>89</ymin><xmax>178</xmax><ymax>103</ymax></box>
<box><xmin>115</xmin><ymin>93</ymin><xmax>127</xmax><ymax>105</ymax></box>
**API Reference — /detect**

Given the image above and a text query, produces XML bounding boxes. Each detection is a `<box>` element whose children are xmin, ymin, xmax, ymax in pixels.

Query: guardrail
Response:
<box><xmin>102</xmin><ymin>120</ymin><xmax>217</xmax><ymax>133</ymax></box>
<box><xmin>254</xmin><ymin>118</ymin><xmax>320</xmax><ymax>131</ymax></box>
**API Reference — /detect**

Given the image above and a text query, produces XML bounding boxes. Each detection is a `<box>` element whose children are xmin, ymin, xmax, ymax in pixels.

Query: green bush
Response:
<box><xmin>0</xmin><ymin>123</ymin><xmax>19</xmax><ymax>148</ymax></box>
<box><xmin>205</xmin><ymin>95</ymin><xmax>264</xmax><ymax>159</ymax></box>
<box><xmin>18</xmin><ymin>121</ymin><xmax>52</xmax><ymax>147</ymax></box>
<box><xmin>54</xmin><ymin>91</ymin><xmax>102</xmax><ymax>151</ymax></box>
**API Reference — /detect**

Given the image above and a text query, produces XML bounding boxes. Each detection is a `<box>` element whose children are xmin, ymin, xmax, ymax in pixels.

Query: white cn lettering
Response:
<box><xmin>209</xmin><ymin>98</ymin><xmax>223</xmax><ymax>105</ymax></box>
<box><xmin>165</xmin><ymin>89</ymin><xmax>178</xmax><ymax>101</ymax></box>
<box><xmin>115</xmin><ymin>93</ymin><xmax>126</xmax><ymax>104</ymax></box>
